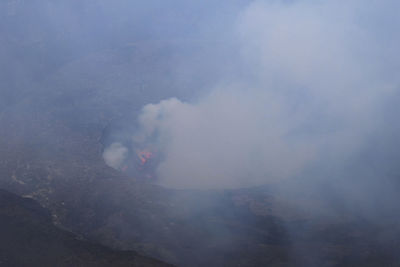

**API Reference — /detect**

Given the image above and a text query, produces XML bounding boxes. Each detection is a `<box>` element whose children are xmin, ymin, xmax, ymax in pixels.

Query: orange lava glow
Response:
<box><xmin>137</xmin><ymin>149</ymin><xmax>153</xmax><ymax>165</ymax></box>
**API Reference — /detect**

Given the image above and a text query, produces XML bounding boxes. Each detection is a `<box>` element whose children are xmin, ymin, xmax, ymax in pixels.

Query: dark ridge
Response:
<box><xmin>0</xmin><ymin>189</ymin><xmax>173</xmax><ymax>267</ymax></box>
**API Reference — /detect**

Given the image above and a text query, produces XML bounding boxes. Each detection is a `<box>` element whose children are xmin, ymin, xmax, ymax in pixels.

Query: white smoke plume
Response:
<box><xmin>133</xmin><ymin>93</ymin><xmax>317</xmax><ymax>189</ymax></box>
<box><xmin>104</xmin><ymin>0</ymin><xmax>400</xmax><ymax>190</ymax></box>
<box><xmin>103</xmin><ymin>142</ymin><xmax>128</xmax><ymax>170</ymax></box>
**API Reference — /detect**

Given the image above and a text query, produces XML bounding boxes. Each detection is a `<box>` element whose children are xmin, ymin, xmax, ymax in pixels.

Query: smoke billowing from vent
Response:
<box><xmin>103</xmin><ymin>0</ymin><xmax>400</xmax><ymax>191</ymax></box>
<box><xmin>103</xmin><ymin>143</ymin><xmax>128</xmax><ymax>170</ymax></box>
<box><xmin>131</xmin><ymin>94</ymin><xmax>317</xmax><ymax>189</ymax></box>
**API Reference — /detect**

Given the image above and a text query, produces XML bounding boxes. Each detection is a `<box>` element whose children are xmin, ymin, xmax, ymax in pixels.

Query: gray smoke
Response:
<box><xmin>104</xmin><ymin>1</ymin><xmax>399</xmax><ymax>201</ymax></box>
<box><xmin>103</xmin><ymin>0</ymin><xmax>400</xmax><ymax>191</ymax></box>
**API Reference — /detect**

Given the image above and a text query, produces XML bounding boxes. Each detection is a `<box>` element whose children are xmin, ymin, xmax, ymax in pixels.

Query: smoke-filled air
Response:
<box><xmin>104</xmin><ymin>0</ymin><xmax>400</xmax><ymax>193</ymax></box>
<box><xmin>2</xmin><ymin>0</ymin><xmax>400</xmax><ymax>266</ymax></box>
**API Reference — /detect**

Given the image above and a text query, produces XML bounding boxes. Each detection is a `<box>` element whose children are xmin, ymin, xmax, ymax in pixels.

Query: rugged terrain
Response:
<box><xmin>0</xmin><ymin>189</ymin><xmax>171</xmax><ymax>267</ymax></box>
<box><xmin>1</xmin><ymin>57</ymin><xmax>399</xmax><ymax>265</ymax></box>
<box><xmin>1</xmin><ymin>1</ymin><xmax>400</xmax><ymax>266</ymax></box>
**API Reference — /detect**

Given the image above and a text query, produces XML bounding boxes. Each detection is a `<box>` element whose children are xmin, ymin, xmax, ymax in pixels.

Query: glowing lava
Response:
<box><xmin>136</xmin><ymin>149</ymin><xmax>153</xmax><ymax>166</ymax></box>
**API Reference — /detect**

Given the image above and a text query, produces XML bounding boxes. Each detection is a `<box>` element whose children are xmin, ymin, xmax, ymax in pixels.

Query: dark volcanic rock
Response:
<box><xmin>1</xmin><ymin>1</ymin><xmax>400</xmax><ymax>266</ymax></box>
<box><xmin>0</xmin><ymin>188</ymin><xmax>172</xmax><ymax>267</ymax></box>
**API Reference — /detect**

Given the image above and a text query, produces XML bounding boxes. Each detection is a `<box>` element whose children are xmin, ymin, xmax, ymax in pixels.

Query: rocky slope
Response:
<box><xmin>1</xmin><ymin>1</ymin><xmax>400</xmax><ymax>266</ymax></box>
<box><xmin>0</xmin><ymin>189</ymin><xmax>172</xmax><ymax>267</ymax></box>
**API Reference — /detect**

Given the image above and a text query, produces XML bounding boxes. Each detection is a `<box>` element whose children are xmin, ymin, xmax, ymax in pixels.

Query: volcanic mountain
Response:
<box><xmin>1</xmin><ymin>1</ymin><xmax>400</xmax><ymax>266</ymax></box>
